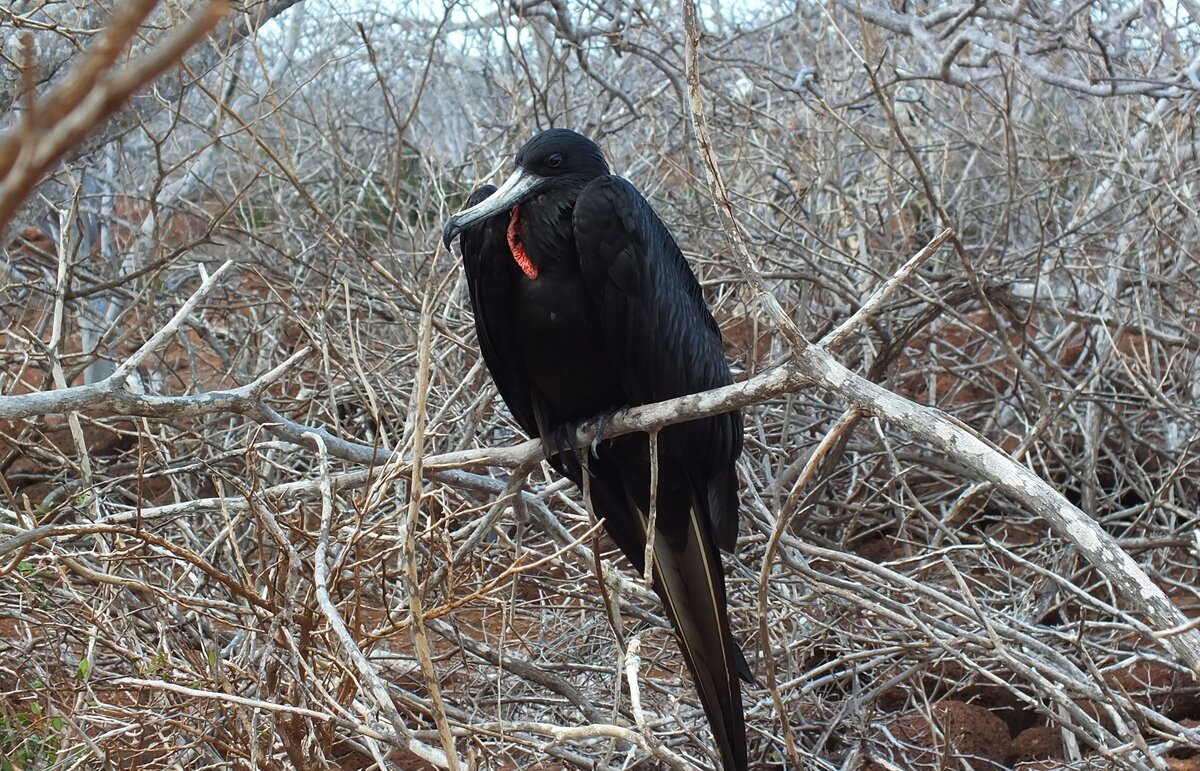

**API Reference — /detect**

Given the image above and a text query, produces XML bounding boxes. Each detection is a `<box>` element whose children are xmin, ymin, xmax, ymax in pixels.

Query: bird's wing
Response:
<box><xmin>572</xmin><ymin>175</ymin><xmax>743</xmax><ymax>550</ymax></box>
<box><xmin>573</xmin><ymin>177</ymin><xmax>748</xmax><ymax>770</ymax></box>
<box><xmin>457</xmin><ymin>185</ymin><xmax>540</xmax><ymax>438</ymax></box>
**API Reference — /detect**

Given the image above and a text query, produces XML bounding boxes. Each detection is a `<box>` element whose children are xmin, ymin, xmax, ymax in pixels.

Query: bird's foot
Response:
<box><xmin>550</xmin><ymin>421</ymin><xmax>586</xmax><ymax>470</ymax></box>
<box><xmin>549</xmin><ymin>408</ymin><xmax>630</xmax><ymax>468</ymax></box>
<box><xmin>587</xmin><ymin>407</ymin><xmax>629</xmax><ymax>457</ymax></box>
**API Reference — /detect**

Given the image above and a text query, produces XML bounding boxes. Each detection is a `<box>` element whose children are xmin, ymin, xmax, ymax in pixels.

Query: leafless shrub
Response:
<box><xmin>1</xmin><ymin>1</ymin><xmax>1198</xmax><ymax>769</ymax></box>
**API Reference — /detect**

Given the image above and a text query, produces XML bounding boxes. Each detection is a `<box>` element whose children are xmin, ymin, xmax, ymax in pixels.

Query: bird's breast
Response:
<box><xmin>512</xmin><ymin>271</ymin><xmax>624</xmax><ymax>423</ymax></box>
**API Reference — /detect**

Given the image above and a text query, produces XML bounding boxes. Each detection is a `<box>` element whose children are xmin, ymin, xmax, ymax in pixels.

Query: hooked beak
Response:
<box><xmin>442</xmin><ymin>168</ymin><xmax>543</xmax><ymax>248</ymax></box>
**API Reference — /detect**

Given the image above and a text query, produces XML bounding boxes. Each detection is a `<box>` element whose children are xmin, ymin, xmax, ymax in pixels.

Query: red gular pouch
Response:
<box><xmin>507</xmin><ymin>204</ymin><xmax>538</xmax><ymax>280</ymax></box>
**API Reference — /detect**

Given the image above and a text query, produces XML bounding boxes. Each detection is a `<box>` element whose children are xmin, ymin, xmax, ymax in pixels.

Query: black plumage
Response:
<box><xmin>443</xmin><ymin>129</ymin><xmax>749</xmax><ymax>771</ymax></box>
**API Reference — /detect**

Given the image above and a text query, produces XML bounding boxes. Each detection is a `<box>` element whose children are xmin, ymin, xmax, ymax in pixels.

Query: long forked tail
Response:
<box><xmin>649</xmin><ymin>501</ymin><xmax>747</xmax><ymax>771</ymax></box>
<box><xmin>563</xmin><ymin>448</ymin><xmax>748</xmax><ymax>770</ymax></box>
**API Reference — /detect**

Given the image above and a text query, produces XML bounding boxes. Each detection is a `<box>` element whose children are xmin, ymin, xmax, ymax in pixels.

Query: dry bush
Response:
<box><xmin>1</xmin><ymin>0</ymin><xmax>1199</xmax><ymax>769</ymax></box>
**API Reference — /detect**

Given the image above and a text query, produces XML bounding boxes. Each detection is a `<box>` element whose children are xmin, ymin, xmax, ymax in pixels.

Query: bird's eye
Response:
<box><xmin>547</xmin><ymin>153</ymin><xmax>563</xmax><ymax>168</ymax></box>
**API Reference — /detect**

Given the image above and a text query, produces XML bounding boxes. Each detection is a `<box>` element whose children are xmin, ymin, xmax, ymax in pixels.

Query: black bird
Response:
<box><xmin>443</xmin><ymin>129</ymin><xmax>749</xmax><ymax>771</ymax></box>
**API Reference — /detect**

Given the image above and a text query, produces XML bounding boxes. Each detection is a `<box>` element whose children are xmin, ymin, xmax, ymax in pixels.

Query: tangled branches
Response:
<box><xmin>2</xmin><ymin>0</ymin><xmax>1200</xmax><ymax>769</ymax></box>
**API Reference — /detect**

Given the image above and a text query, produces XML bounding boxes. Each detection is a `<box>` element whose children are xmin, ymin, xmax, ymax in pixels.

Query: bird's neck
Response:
<box><xmin>508</xmin><ymin>191</ymin><xmax>580</xmax><ymax>277</ymax></box>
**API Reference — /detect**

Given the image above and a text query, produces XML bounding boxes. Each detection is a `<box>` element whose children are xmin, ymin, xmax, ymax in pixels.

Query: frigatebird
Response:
<box><xmin>442</xmin><ymin>129</ymin><xmax>749</xmax><ymax>771</ymax></box>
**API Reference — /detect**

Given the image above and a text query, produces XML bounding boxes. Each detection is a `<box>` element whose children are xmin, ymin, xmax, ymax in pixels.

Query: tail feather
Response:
<box><xmin>569</xmin><ymin>449</ymin><xmax>748</xmax><ymax>770</ymax></box>
<box><xmin>649</xmin><ymin>502</ymin><xmax>747</xmax><ymax>771</ymax></box>
<box><xmin>733</xmin><ymin>642</ymin><xmax>756</xmax><ymax>687</ymax></box>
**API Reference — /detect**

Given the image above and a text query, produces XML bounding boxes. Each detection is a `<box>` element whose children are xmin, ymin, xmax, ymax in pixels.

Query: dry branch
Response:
<box><xmin>680</xmin><ymin>0</ymin><xmax>1200</xmax><ymax>675</ymax></box>
<box><xmin>0</xmin><ymin>0</ymin><xmax>229</xmax><ymax>234</ymax></box>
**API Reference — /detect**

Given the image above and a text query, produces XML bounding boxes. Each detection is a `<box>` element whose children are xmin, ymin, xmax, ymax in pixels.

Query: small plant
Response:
<box><xmin>0</xmin><ymin>700</ymin><xmax>62</xmax><ymax>770</ymax></box>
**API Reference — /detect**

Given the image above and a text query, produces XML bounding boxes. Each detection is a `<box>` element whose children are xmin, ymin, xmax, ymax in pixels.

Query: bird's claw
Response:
<box><xmin>588</xmin><ymin>407</ymin><xmax>629</xmax><ymax>457</ymax></box>
<box><xmin>551</xmin><ymin>422</ymin><xmax>586</xmax><ymax>471</ymax></box>
<box><xmin>551</xmin><ymin>408</ymin><xmax>628</xmax><ymax>467</ymax></box>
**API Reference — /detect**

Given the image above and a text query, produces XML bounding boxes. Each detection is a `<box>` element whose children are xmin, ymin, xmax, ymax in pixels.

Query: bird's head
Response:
<box><xmin>442</xmin><ymin>128</ymin><xmax>609</xmax><ymax>247</ymax></box>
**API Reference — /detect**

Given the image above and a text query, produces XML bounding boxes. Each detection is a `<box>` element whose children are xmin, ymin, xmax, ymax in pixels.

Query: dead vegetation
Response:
<box><xmin>1</xmin><ymin>0</ymin><xmax>1199</xmax><ymax>769</ymax></box>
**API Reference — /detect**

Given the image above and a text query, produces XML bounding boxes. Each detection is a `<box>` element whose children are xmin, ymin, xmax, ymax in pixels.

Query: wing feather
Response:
<box><xmin>572</xmin><ymin>176</ymin><xmax>743</xmax><ymax>550</ymax></box>
<box><xmin>458</xmin><ymin>185</ymin><xmax>540</xmax><ymax>438</ymax></box>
